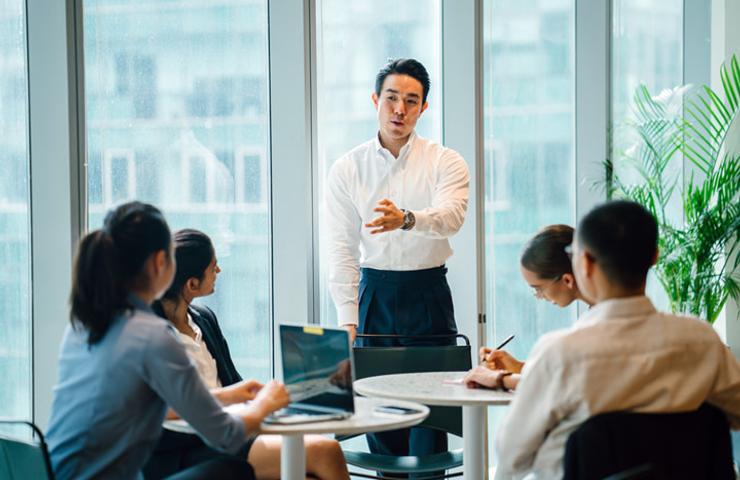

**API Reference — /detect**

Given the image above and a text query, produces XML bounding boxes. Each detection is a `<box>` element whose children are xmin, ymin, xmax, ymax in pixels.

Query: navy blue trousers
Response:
<box><xmin>358</xmin><ymin>266</ymin><xmax>457</xmax><ymax>478</ymax></box>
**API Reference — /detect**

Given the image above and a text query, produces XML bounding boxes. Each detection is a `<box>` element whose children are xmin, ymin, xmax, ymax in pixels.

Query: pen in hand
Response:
<box><xmin>480</xmin><ymin>334</ymin><xmax>515</xmax><ymax>364</ymax></box>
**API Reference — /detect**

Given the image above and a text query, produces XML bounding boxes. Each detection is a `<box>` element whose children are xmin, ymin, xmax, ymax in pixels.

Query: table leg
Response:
<box><xmin>281</xmin><ymin>434</ymin><xmax>305</xmax><ymax>480</ymax></box>
<box><xmin>463</xmin><ymin>405</ymin><xmax>486</xmax><ymax>480</ymax></box>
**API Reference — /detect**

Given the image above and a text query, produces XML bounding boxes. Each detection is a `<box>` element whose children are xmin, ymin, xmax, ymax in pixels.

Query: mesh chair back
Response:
<box><xmin>563</xmin><ymin>403</ymin><xmax>735</xmax><ymax>480</ymax></box>
<box><xmin>0</xmin><ymin>421</ymin><xmax>54</xmax><ymax>480</ymax></box>
<box><xmin>353</xmin><ymin>334</ymin><xmax>472</xmax><ymax>437</ymax></box>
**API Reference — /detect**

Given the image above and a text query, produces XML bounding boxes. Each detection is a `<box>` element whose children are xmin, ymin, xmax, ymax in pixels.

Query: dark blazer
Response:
<box><xmin>188</xmin><ymin>303</ymin><xmax>242</xmax><ymax>387</ymax></box>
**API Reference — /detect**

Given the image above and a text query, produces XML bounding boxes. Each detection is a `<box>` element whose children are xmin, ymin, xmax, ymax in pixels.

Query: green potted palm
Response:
<box><xmin>607</xmin><ymin>55</ymin><xmax>740</xmax><ymax>323</ymax></box>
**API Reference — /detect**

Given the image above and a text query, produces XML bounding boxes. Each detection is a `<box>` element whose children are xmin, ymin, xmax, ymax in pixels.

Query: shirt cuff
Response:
<box><xmin>411</xmin><ymin>209</ymin><xmax>430</xmax><ymax>233</ymax></box>
<box><xmin>337</xmin><ymin>304</ymin><xmax>359</xmax><ymax>327</ymax></box>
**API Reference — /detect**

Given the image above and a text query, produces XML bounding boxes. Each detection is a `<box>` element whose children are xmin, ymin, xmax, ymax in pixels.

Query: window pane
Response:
<box><xmin>611</xmin><ymin>0</ymin><xmax>683</xmax><ymax>308</ymax></box>
<box><xmin>483</xmin><ymin>0</ymin><xmax>576</xmax><ymax>360</ymax></box>
<box><xmin>84</xmin><ymin>0</ymin><xmax>271</xmax><ymax>380</ymax></box>
<box><xmin>0</xmin><ymin>0</ymin><xmax>31</xmax><ymax>421</ymax></box>
<box><xmin>316</xmin><ymin>0</ymin><xmax>442</xmax><ymax>325</ymax></box>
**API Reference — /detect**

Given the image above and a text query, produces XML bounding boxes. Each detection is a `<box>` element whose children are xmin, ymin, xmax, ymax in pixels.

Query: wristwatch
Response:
<box><xmin>496</xmin><ymin>371</ymin><xmax>514</xmax><ymax>391</ymax></box>
<box><xmin>400</xmin><ymin>209</ymin><xmax>416</xmax><ymax>231</ymax></box>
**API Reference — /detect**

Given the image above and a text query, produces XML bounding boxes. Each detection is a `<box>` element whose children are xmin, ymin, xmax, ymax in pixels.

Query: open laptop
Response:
<box><xmin>264</xmin><ymin>324</ymin><xmax>355</xmax><ymax>424</ymax></box>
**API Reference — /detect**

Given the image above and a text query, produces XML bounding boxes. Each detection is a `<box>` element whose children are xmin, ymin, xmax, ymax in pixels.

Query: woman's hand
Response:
<box><xmin>479</xmin><ymin>347</ymin><xmax>524</xmax><ymax>373</ymax></box>
<box><xmin>464</xmin><ymin>365</ymin><xmax>507</xmax><ymax>389</ymax></box>
<box><xmin>223</xmin><ymin>379</ymin><xmax>264</xmax><ymax>404</ymax></box>
<box><xmin>251</xmin><ymin>380</ymin><xmax>290</xmax><ymax>416</ymax></box>
<box><xmin>241</xmin><ymin>380</ymin><xmax>291</xmax><ymax>433</ymax></box>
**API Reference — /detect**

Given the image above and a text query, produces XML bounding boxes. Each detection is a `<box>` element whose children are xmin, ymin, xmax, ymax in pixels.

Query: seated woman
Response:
<box><xmin>144</xmin><ymin>228</ymin><xmax>349</xmax><ymax>480</ymax></box>
<box><xmin>46</xmin><ymin>202</ymin><xmax>289</xmax><ymax>480</ymax></box>
<box><xmin>465</xmin><ymin>224</ymin><xmax>592</xmax><ymax>390</ymax></box>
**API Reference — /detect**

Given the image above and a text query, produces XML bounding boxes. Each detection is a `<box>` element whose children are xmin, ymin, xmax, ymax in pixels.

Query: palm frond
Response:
<box><xmin>606</xmin><ymin>57</ymin><xmax>740</xmax><ymax>323</ymax></box>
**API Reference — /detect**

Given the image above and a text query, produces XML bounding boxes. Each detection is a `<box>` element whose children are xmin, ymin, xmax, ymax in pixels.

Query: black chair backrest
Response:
<box><xmin>353</xmin><ymin>333</ymin><xmax>472</xmax><ymax>437</ymax></box>
<box><xmin>0</xmin><ymin>420</ymin><xmax>55</xmax><ymax>480</ymax></box>
<box><xmin>563</xmin><ymin>403</ymin><xmax>735</xmax><ymax>480</ymax></box>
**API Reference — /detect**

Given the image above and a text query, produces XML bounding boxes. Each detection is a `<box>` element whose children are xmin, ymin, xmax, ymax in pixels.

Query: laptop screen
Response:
<box><xmin>279</xmin><ymin>325</ymin><xmax>354</xmax><ymax>413</ymax></box>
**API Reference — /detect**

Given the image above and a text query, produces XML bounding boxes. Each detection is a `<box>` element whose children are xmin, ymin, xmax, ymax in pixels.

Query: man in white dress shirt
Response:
<box><xmin>493</xmin><ymin>200</ymin><xmax>740</xmax><ymax>479</ymax></box>
<box><xmin>326</xmin><ymin>58</ymin><xmax>470</xmax><ymax>474</ymax></box>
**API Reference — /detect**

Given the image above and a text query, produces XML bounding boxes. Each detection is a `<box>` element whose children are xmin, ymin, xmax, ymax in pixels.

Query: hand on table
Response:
<box><xmin>240</xmin><ymin>380</ymin><xmax>290</xmax><ymax>432</ymax></box>
<box><xmin>252</xmin><ymin>380</ymin><xmax>290</xmax><ymax>416</ymax></box>
<box><xmin>479</xmin><ymin>347</ymin><xmax>524</xmax><ymax>373</ymax></box>
<box><xmin>463</xmin><ymin>366</ymin><xmax>509</xmax><ymax>390</ymax></box>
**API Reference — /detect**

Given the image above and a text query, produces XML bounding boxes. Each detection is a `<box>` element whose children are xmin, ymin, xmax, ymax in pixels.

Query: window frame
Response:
<box><xmin>24</xmin><ymin>0</ymin><xmax>736</xmax><ymax>433</ymax></box>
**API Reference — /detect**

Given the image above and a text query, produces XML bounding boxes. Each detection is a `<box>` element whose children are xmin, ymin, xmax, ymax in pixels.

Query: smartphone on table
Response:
<box><xmin>374</xmin><ymin>405</ymin><xmax>422</xmax><ymax>415</ymax></box>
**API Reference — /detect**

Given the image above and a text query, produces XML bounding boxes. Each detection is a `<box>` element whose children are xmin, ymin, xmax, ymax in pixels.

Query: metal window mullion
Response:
<box><xmin>575</xmin><ymin>0</ymin><xmax>610</xmax><ymax>317</ymax></box>
<box><xmin>441</xmin><ymin>0</ymin><xmax>484</xmax><ymax>353</ymax></box>
<box><xmin>27</xmin><ymin>0</ymin><xmax>81</xmax><ymax>429</ymax></box>
<box><xmin>267</xmin><ymin>0</ymin><xmax>314</xmax><ymax>379</ymax></box>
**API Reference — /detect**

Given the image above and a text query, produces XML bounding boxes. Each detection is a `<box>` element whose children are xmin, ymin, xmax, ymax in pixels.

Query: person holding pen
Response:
<box><xmin>494</xmin><ymin>201</ymin><xmax>740</xmax><ymax>479</ymax></box>
<box><xmin>465</xmin><ymin>224</ymin><xmax>592</xmax><ymax>390</ymax></box>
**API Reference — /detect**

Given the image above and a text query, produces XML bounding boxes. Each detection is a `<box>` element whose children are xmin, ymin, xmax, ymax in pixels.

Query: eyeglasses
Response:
<box><xmin>531</xmin><ymin>275</ymin><xmax>562</xmax><ymax>300</ymax></box>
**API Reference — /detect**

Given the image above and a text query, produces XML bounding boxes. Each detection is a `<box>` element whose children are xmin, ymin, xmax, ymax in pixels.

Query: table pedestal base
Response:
<box><xmin>281</xmin><ymin>434</ymin><xmax>305</xmax><ymax>480</ymax></box>
<box><xmin>463</xmin><ymin>404</ymin><xmax>486</xmax><ymax>480</ymax></box>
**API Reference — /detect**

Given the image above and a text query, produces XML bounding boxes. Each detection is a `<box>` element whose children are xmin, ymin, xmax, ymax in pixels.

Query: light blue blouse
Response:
<box><xmin>46</xmin><ymin>296</ymin><xmax>248</xmax><ymax>480</ymax></box>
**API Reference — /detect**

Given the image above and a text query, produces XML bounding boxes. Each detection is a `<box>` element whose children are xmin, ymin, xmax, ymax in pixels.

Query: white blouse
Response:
<box><xmin>176</xmin><ymin>314</ymin><xmax>221</xmax><ymax>390</ymax></box>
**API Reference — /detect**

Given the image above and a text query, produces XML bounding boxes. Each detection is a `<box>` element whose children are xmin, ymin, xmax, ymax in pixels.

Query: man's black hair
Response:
<box><xmin>576</xmin><ymin>200</ymin><xmax>658</xmax><ymax>289</ymax></box>
<box><xmin>375</xmin><ymin>58</ymin><xmax>431</xmax><ymax>103</ymax></box>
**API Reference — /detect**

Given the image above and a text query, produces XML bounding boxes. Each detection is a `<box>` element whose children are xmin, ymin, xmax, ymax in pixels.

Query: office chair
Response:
<box><xmin>563</xmin><ymin>403</ymin><xmax>735</xmax><ymax>480</ymax></box>
<box><xmin>0</xmin><ymin>419</ymin><xmax>55</xmax><ymax>480</ymax></box>
<box><xmin>341</xmin><ymin>333</ymin><xmax>472</xmax><ymax>479</ymax></box>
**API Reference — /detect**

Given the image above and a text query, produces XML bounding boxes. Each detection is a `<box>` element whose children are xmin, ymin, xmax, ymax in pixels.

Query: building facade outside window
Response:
<box><xmin>83</xmin><ymin>0</ymin><xmax>272</xmax><ymax>380</ymax></box>
<box><xmin>315</xmin><ymin>0</ymin><xmax>442</xmax><ymax>326</ymax></box>
<box><xmin>0</xmin><ymin>0</ymin><xmax>32</xmax><ymax>424</ymax></box>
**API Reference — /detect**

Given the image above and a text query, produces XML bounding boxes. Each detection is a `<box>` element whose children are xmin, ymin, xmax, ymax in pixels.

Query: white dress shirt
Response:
<box><xmin>176</xmin><ymin>314</ymin><xmax>222</xmax><ymax>390</ymax></box>
<box><xmin>326</xmin><ymin>131</ymin><xmax>470</xmax><ymax>327</ymax></box>
<box><xmin>494</xmin><ymin>296</ymin><xmax>740</xmax><ymax>480</ymax></box>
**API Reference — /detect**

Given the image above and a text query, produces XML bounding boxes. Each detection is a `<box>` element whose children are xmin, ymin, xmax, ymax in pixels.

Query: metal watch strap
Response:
<box><xmin>400</xmin><ymin>209</ymin><xmax>415</xmax><ymax>231</ymax></box>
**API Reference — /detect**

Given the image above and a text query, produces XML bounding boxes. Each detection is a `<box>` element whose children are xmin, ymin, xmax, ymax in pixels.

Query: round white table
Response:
<box><xmin>164</xmin><ymin>396</ymin><xmax>429</xmax><ymax>480</ymax></box>
<box><xmin>353</xmin><ymin>371</ymin><xmax>513</xmax><ymax>480</ymax></box>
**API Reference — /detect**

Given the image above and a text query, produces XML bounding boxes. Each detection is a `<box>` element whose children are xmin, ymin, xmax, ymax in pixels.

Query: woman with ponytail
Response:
<box><xmin>46</xmin><ymin>202</ymin><xmax>289</xmax><ymax>480</ymax></box>
<box><xmin>144</xmin><ymin>228</ymin><xmax>348</xmax><ymax>480</ymax></box>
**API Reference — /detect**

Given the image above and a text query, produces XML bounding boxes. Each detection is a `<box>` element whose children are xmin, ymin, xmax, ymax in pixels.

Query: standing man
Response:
<box><xmin>326</xmin><ymin>58</ymin><xmax>470</xmax><ymax>473</ymax></box>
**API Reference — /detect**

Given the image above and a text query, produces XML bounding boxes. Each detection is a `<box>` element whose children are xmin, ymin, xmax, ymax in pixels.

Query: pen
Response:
<box><xmin>495</xmin><ymin>334</ymin><xmax>515</xmax><ymax>351</ymax></box>
<box><xmin>480</xmin><ymin>334</ymin><xmax>515</xmax><ymax>364</ymax></box>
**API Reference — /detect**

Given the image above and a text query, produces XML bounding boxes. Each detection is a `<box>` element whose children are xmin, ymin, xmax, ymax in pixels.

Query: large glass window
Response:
<box><xmin>316</xmin><ymin>0</ymin><xmax>442</xmax><ymax>325</ymax></box>
<box><xmin>0</xmin><ymin>0</ymin><xmax>31</xmax><ymax>422</ymax></box>
<box><xmin>83</xmin><ymin>0</ymin><xmax>271</xmax><ymax>380</ymax></box>
<box><xmin>612</xmin><ymin>0</ymin><xmax>683</xmax><ymax>144</ymax></box>
<box><xmin>611</xmin><ymin>0</ymin><xmax>683</xmax><ymax>307</ymax></box>
<box><xmin>483</xmin><ymin>0</ymin><xmax>576</xmax><ymax>359</ymax></box>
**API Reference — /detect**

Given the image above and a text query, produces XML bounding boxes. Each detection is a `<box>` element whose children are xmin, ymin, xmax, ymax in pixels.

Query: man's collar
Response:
<box><xmin>574</xmin><ymin>295</ymin><xmax>656</xmax><ymax>328</ymax></box>
<box><xmin>374</xmin><ymin>130</ymin><xmax>417</xmax><ymax>156</ymax></box>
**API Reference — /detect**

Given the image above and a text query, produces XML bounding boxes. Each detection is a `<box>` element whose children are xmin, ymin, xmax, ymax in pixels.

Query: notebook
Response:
<box><xmin>264</xmin><ymin>324</ymin><xmax>355</xmax><ymax>424</ymax></box>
